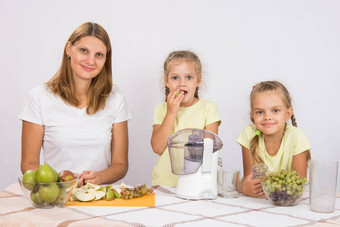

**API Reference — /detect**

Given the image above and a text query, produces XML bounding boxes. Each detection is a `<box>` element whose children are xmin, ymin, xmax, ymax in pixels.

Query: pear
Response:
<box><xmin>70</xmin><ymin>188</ymin><xmax>82</xmax><ymax>201</ymax></box>
<box><xmin>75</xmin><ymin>191</ymin><xmax>96</xmax><ymax>202</ymax></box>
<box><xmin>54</xmin><ymin>187</ymin><xmax>68</xmax><ymax>205</ymax></box>
<box><xmin>93</xmin><ymin>191</ymin><xmax>106</xmax><ymax>200</ymax></box>
<box><xmin>36</xmin><ymin>164</ymin><xmax>56</xmax><ymax>183</ymax></box>
<box><xmin>52</xmin><ymin>168</ymin><xmax>59</xmax><ymax>182</ymax></box>
<box><xmin>22</xmin><ymin>170</ymin><xmax>36</xmax><ymax>191</ymax></box>
<box><xmin>39</xmin><ymin>183</ymin><xmax>59</xmax><ymax>203</ymax></box>
<box><xmin>105</xmin><ymin>185</ymin><xmax>112</xmax><ymax>193</ymax></box>
<box><xmin>30</xmin><ymin>191</ymin><xmax>44</xmax><ymax>205</ymax></box>
<box><xmin>97</xmin><ymin>185</ymin><xmax>105</xmax><ymax>192</ymax></box>
<box><xmin>106</xmin><ymin>189</ymin><xmax>115</xmax><ymax>201</ymax></box>
<box><xmin>112</xmin><ymin>188</ymin><xmax>122</xmax><ymax>198</ymax></box>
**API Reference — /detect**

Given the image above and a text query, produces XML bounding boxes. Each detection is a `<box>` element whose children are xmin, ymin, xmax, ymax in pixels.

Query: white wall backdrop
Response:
<box><xmin>1</xmin><ymin>0</ymin><xmax>339</xmax><ymax>191</ymax></box>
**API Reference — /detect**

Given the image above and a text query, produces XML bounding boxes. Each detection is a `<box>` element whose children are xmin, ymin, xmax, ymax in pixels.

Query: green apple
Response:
<box><xmin>36</xmin><ymin>164</ymin><xmax>56</xmax><ymax>183</ymax></box>
<box><xmin>22</xmin><ymin>170</ymin><xmax>36</xmax><ymax>191</ymax></box>
<box><xmin>39</xmin><ymin>183</ymin><xmax>59</xmax><ymax>203</ymax></box>
<box><xmin>30</xmin><ymin>191</ymin><xmax>44</xmax><ymax>205</ymax></box>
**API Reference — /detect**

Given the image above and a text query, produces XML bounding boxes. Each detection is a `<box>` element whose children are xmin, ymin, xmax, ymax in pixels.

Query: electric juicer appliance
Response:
<box><xmin>168</xmin><ymin>128</ymin><xmax>223</xmax><ymax>200</ymax></box>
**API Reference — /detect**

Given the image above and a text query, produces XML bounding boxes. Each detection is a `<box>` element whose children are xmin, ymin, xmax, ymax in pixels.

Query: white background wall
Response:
<box><xmin>1</xmin><ymin>0</ymin><xmax>339</xmax><ymax>192</ymax></box>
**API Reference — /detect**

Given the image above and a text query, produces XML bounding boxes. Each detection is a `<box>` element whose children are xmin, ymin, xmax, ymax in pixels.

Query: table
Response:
<box><xmin>1</xmin><ymin>183</ymin><xmax>339</xmax><ymax>227</ymax></box>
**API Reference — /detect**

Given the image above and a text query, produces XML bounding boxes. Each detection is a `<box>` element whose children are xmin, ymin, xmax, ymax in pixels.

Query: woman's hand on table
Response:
<box><xmin>75</xmin><ymin>171</ymin><xmax>101</xmax><ymax>187</ymax></box>
<box><xmin>241</xmin><ymin>174</ymin><xmax>264</xmax><ymax>197</ymax></box>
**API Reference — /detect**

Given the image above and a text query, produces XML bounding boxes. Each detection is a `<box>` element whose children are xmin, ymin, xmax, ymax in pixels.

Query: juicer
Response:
<box><xmin>168</xmin><ymin>128</ymin><xmax>223</xmax><ymax>200</ymax></box>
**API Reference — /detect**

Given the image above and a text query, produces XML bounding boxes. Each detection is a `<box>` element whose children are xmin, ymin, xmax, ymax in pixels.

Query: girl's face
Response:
<box><xmin>165</xmin><ymin>60</ymin><xmax>201</xmax><ymax>107</ymax></box>
<box><xmin>251</xmin><ymin>91</ymin><xmax>293</xmax><ymax>138</ymax></box>
<box><xmin>66</xmin><ymin>36</ymin><xmax>107</xmax><ymax>83</ymax></box>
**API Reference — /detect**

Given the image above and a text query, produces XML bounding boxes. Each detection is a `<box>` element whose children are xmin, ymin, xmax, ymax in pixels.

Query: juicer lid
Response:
<box><xmin>167</xmin><ymin>128</ymin><xmax>223</xmax><ymax>175</ymax></box>
<box><xmin>167</xmin><ymin>128</ymin><xmax>223</xmax><ymax>151</ymax></box>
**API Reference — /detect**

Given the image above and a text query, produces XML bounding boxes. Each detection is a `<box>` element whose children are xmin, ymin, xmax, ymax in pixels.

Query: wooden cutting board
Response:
<box><xmin>65</xmin><ymin>193</ymin><xmax>155</xmax><ymax>207</ymax></box>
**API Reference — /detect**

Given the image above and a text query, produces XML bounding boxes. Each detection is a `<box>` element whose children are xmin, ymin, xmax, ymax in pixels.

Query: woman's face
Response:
<box><xmin>66</xmin><ymin>36</ymin><xmax>107</xmax><ymax>83</ymax></box>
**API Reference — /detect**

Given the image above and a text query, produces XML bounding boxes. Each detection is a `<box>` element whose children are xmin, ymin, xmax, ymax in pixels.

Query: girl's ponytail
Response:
<box><xmin>249</xmin><ymin>133</ymin><xmax>263</xmax><ymax>165</ymax></box>
<box><xmin>291</xmin><ymin>114</ymin><xmax>297</xmax><ymax>127</ymax></box>
<box><xmin>289</xmin><ymin>115</ymin><xmax>311</xmax><ymax>161</ymax></box>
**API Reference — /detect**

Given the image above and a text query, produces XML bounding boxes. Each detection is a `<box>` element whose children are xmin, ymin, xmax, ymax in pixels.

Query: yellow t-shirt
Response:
<box><xmin>151</xmin><ymin>99</ymin><xmax>221</xmax><ymax>186</ymax></box>
<box><xmin>236</xmin><ymin>124</ymin><xmax>311</xmax><ymax>173</ymax></box>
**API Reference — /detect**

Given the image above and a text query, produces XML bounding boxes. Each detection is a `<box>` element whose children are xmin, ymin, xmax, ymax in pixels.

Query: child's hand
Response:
<box><xmin>241</xmin><ymin>174</ymin><xmax>264</xmax><ymax>197</ymax></box>
<box><xmin>166</xmin><ymin>89</ymin><xmax>184</xmax><ymax>115</ymax></box>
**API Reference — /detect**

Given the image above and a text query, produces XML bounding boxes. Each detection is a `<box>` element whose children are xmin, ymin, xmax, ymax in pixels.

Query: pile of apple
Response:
<box><xmin>21</xmin><ymin>163</ymin><xmax>77</xmax><ymax>206</ymax></box>
<box><xmin>70</xmin><ymin>183</ymin><xmax>121</xmax><ymax>202</ymax></box>
<box><xmin>70</xmin><ymin>182</ymin><xmax>154</xmax><ymax>202</ymax></box>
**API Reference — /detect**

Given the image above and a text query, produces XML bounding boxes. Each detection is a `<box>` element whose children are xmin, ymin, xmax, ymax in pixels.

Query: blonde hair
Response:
<box><xmin>46</xmin><ymin>22</ymin><xmax>112</xmax><ymax>114</ymax></box>
<box><xmin>249</xmin><ymin>81</ymin><xmax>311</xmax><ymax>164</ymax></box>
<box><xmin>163</xmin><ymin>50</ymin><xmax>202</xmax><ymax>101</ymax></box>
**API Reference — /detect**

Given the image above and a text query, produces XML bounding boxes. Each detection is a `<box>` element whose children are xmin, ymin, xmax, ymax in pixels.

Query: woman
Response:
<box><xmin>19</xmin><ymin>22</ymin><xmax>131</xmax><ymax>186</ymax></box>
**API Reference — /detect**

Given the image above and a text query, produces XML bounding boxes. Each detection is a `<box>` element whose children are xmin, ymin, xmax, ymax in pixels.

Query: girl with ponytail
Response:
<box><xmin>237</xmin><ymin>81</ymin><xmax>311</xmax><ymax>197</ymax></box>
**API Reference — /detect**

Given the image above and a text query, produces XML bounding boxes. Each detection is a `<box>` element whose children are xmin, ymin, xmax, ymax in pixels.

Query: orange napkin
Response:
<box><xmin>65</xmin><ymin>193</ymin><xmax>155</xmax><ymax>207</ymax></box>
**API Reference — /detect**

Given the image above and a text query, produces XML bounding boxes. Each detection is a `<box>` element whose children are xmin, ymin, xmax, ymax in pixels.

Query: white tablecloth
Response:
<box><xmin>1</xmin><ymin>183</ymin><xmax>339</xmax><ymax>227</ymax></box>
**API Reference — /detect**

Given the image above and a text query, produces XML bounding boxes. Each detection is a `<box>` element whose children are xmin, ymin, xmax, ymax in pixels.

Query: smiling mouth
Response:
<box><xmin>81</xmin><ymin>65</ymin><xmax>94</xmax><ymax>71</ymax></box>
<box><xmin>263</xmin><ymin>123</ymin><xmax>275</xmax><ymax>127</ymax></box>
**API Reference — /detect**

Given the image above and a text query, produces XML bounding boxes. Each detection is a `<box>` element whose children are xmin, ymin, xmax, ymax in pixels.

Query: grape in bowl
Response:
<box><xmin>261</xmin><ymin>170</ymin><xmax>307</xmax><ymax>206</ymax></box>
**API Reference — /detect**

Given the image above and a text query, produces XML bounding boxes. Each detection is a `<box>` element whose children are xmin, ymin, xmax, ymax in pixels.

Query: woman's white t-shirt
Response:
<box><xmin>18</xmin><ymin>84</ymin><xmax>132</xmax><ymax>173</ymax></box>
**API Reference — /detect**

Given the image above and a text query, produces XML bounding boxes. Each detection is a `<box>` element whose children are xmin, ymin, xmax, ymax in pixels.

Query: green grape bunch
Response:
<box><xmin>120</xmin><ymin>184</ymin><xmax>153</xmax><ymax>200</ymax></box>
<box><xmin>262</xmin><ymin>169</ymin><xmax>307</xmax><ymax>206</ymax></box>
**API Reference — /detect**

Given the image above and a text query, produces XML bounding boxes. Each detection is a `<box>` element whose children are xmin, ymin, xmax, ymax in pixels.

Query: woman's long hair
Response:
<box><xmin>46</xmin><ymin>22</ymin><xmax>112</xmax><ymax>114</ymax></box>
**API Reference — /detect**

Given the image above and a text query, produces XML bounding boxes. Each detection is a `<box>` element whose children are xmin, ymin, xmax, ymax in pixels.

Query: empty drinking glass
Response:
<box><xmin>309</xmin><ymin>160</ymin><xmax>338</xmax><ymax>213</ymax></box>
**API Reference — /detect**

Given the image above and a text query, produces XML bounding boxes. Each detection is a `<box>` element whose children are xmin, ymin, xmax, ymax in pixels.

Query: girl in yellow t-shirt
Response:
<box><xmin>237</xmin><ymin>81</ymin><xmax>311</xmax><ymax>197</ymax></box>
<box><xmin>151</xmin><ymin>50</ymin><xmax>221</xmax><ymax>186</ymax></box>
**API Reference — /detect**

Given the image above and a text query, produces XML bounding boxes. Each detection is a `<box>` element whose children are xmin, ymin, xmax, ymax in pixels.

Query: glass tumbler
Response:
<box><xmin>251</xmin><ymin>163</ymin><xmax>268</xmax><ymax>179</ymax></box>
<box><xmin>217</xmin><ymin>169</ymin><xmax>240</xmax><ymax>198</ymax></box>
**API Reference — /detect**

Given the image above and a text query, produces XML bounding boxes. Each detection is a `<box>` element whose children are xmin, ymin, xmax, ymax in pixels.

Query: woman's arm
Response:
<box><xmin>292</xmin><ymin>150</ymin><xmax>309</xmax><ymax>178</ymax></box>
<box><xmin>21</xmin><ymin>121</ymin><xmax>44</xmax><ymax>174</ymax></box>
<box><xmin>81</xmin><ymin>121</ymin><xmax>129</xmax><ymax>185</ymax></box>
<box><xmin>240</xmin><ymin>146</ymin><xmax>264</xmax><ymax>197</ymax></box>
